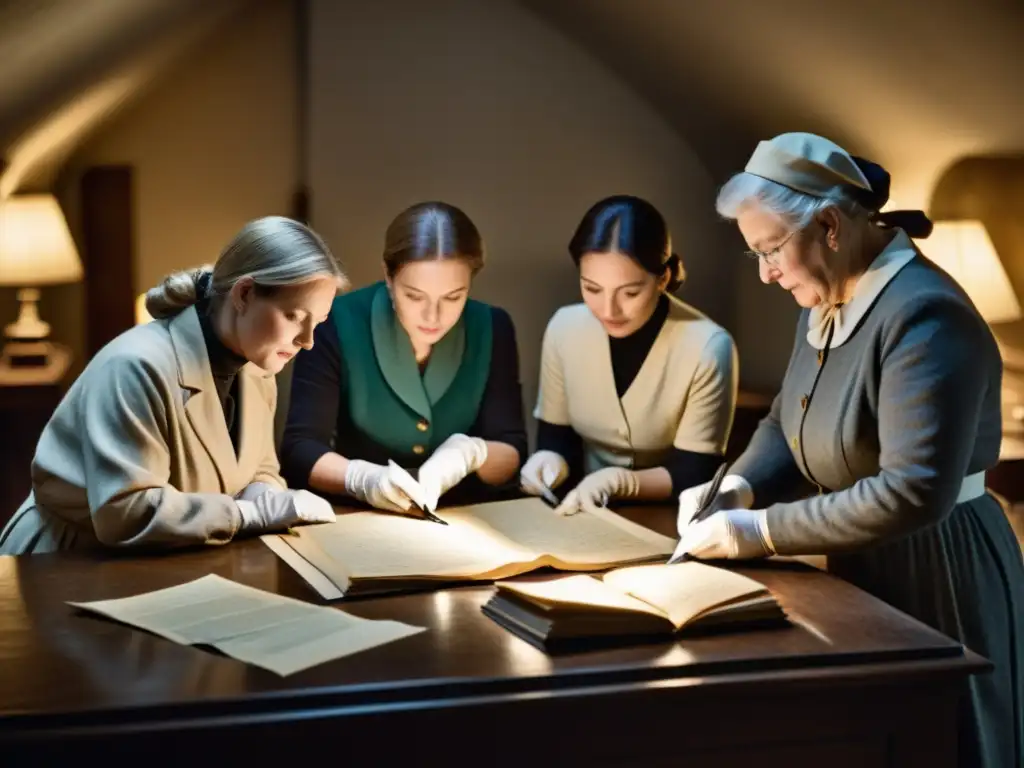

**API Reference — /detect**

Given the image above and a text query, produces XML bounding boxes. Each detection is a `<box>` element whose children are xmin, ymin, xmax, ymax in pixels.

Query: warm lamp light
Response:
<box><xmin>0</xmin><ymin>194</ymin><xmax>84</xmax><ymax>365</ymax></box>
<box><xmin>920</xmin><ymin>220</ymin><xmax>1022</xmax><ymax>325</ymax></box>
<box><xmin>136</xmin><ymin>293</ymin><xmax>154</xmax><ymax>325</ymax></box>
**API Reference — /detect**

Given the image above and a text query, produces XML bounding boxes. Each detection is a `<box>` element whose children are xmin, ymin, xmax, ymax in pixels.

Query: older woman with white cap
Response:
<box><xmin>672</xmin><ymin>132</ymin><xmax>1022</xmax><ymax>768</ymax></box>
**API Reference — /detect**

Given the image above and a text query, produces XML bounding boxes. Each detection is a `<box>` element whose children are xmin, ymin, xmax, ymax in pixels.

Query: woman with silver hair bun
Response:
<box><xmin>673</xmin><ymin>132</ymin><xmax>1022</xmax><ymax>768</ymax></box>
<box><xmin>0</xmin><ymin>216</ymin><xmax>347</xmax><ymax>555</ymax></box>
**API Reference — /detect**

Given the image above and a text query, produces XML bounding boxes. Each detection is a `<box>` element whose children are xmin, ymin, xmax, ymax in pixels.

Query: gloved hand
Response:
<box><xmin>671</xmin><ymin>508</ymin><xmax>774</xmax><ymax>561</ymax></box>
<box><xmin>235</xmin><ymin>481</ymin><xmax>283</xmax><ymax>503</ymax></box>
<box><xmin>676</xmin><ymin>474</ymin><xmax>754</xmax><ymax>537</ymax></box>
<box><xmin>519</xmin><ymin>450</ymin><xmax>569</xmax><ymax>497</ymax></box>
<box><xmin>344</xmin><ymin>459</ymin><xmax>420</xmax><ymax>514</ymax></box>
<box><xmin>554</xmin><ymin>466</ymin><xmax>640</xmax><ymax>517</ymax></box>
<box><xmin>236</xmin><ymin>488</ymin><xmax>336</xmax><ymax>534</ymax></box>
<box><xmin>417</xmin><ymin>433</ymin><xmax>489</xmax><ymax>511</ymax></box>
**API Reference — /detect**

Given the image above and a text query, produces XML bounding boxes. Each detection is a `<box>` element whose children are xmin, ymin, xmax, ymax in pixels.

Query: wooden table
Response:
<box><xmin>0</xmin><ymin>506</ymin><xmax>988</xmax><ymax>767</ymax></box>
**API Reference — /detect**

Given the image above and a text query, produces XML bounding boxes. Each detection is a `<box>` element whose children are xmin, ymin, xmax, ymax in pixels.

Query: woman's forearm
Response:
<box><xmin>308</xmin><ymin>452</ymin><xmax>352</xmax><ymax>495</ymax></box>
<box><xmin>633</xmin><ymin>466</ymin><xmax>673</xmax><ymax>500</ymax></box>
<box><xmin>478</xmin><ymin>441</ymin><xmax>520</xmax><ymax>485</ymax></box>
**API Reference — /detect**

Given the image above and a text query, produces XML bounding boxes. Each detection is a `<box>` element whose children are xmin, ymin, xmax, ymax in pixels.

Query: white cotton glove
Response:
<box><xmin>519</xmin><ymin>450</ymin><xmax>570</xmax><ymax>497</ymax></box>
<box><xmin>554</xmin><ymin>466</ymin><xmax>640</xmax><ymax>517</ymax></box>
<box><xmin>235</xmin><ymin>482</ymin><xmax>282</xmax><ymax>503</ymax></box>
<box><xmin>417</xmin><ymin>433</ymin><xmax>489</xmax><ymax>511</ymax></box>
<box><xmin>236</xmin><ymin>488</ymin><xmax>336</xmax><ymax>534</ymax></box>
<box><xmin>676</xmin><ymin>474</ymin><xmax>754</xmax><ymax>537</ymax></box>
<box><xmin>671</xmin><ymin>509</ymin><xmax>775</xmax><ymax>561</ymax></box>
<box><xmin>344</xmin><ymin>459</ymin><xmax>421</xmax><ymax>514</ymax></box>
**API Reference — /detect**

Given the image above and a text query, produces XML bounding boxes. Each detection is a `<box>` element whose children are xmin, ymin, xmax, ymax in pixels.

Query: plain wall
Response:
<box><xmin>307</xmin><ymin>0</ymin><xmax>738</xmax><ymax>441</ymax></box>
<box><xmin>1</xmin><ymin>0</ymin><xmax>299</xmax><ymax>376</ymax></box>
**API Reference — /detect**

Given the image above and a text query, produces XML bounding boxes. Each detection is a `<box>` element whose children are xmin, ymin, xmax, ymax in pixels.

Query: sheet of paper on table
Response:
<box><xmin>67</xmin><ymin>574</ymin><xmax>425</xmax><ymax>676</ymax></box>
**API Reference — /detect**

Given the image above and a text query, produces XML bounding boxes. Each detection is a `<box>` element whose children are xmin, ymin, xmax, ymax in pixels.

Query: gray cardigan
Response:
<box><xmin>730</xmin><ymin>254</ymin><xmax>1002</xmax><ymax>555</ymax></box>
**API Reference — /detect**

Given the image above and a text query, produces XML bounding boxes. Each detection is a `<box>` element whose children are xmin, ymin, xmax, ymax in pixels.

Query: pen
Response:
<box><xmin>386</xmin><ymin>460</ymin><xmax>447</xmax><ymax>524</ymax></box>
<box><xmin>667</xmin><ymin>462</ymin><xmax>728</xmax><ymax>565</ymax></box>
<box><xmin>538</xmin><ymin>485</ymin><xmax>560</xmax><ymax>508</ymax></box>
<box><xmin>418</xmin><ymin>505</ymin><xmax>448</xmax><ymax>526</ymax></box>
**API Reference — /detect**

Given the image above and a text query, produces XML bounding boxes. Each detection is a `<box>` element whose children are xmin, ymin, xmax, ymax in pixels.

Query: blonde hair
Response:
<box><xmin>145</xmin><ymin>216</ymin><xmax>347</xmax><ymax>319</ymax></box>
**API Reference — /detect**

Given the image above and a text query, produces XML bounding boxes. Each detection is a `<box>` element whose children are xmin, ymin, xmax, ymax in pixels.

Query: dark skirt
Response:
<box><xmin>828</xmin><ymin>493</ymin><xmax>1023</xmax><ymax>768</ymax></box>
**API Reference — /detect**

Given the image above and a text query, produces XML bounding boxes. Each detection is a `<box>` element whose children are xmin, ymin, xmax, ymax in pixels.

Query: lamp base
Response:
<box><xmin>2</xmin><ymin>341</ymin><xmax>51</xmax><ymax>368</ymax></box>
<box><xmin>0</xmin><ymin>340</ymin><xmax>71</xmax><ymax>386</ymax></box>
<box><xmin>4</xmin><ymin>287</ymin><xmax>51</xmax><ymax>341</ymax></box>
<box><xmin>3</xmin><ymin>287</ymin><xmax>52</xmax><ymax>368</ymax></box>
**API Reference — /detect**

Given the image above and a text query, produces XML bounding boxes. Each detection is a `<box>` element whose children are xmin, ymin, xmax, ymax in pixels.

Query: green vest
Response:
<box><xmin>330</xmin><ymin>281</ymin><xmax>493</xmax><ymax>466</ymax></box>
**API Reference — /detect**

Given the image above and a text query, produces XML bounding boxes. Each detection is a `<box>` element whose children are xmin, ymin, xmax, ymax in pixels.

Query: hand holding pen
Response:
<box><xmin>519</xmin><ymin>450</ymin><xmax>569</xmax><ymax>506</ymax></box>
<box><xmin>667</xmin><ymin>463</ymin><xmax>729</xmax><ymax>564</ymax></box>
<box><xmin>387</xmin><ymin>461</ymin><xmax>448</xmax><ymax>525</ymax></box>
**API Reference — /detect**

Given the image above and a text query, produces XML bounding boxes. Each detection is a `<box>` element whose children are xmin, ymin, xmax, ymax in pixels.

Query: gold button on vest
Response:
<box><xmin>416</xmin><ymin>419</ymin><xmax>429</xmax><ymax>432</ymax></box>
<box><xmin>412</xmin><ymin>444</ymin><xmax>425</xmax><ymax>455</ymax></box>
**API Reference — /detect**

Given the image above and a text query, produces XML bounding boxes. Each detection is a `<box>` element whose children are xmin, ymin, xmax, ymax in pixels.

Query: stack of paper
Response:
<box><xmin>68</xmin><ymin>574</ymin><xmax>425</xmax><ymax>676</ymax></box>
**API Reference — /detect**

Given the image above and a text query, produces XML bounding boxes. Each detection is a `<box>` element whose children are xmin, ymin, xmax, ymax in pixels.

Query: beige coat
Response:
<box><xmin>0</xmin><ymin>306</ymin><xmax>285</xmax><ymax>555</ymax></box>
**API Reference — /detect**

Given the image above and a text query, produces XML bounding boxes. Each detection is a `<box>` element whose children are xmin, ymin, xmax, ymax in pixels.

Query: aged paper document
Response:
<box><xmin>68</xmin><ymin>574</ymin><xmax>425</xmax><ymax>676</ymax></box>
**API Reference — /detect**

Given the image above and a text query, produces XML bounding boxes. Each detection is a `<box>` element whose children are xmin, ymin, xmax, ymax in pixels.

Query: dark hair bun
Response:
<box><xmin>664</xmin><ymin>252</ymin><xmax>685</xmax><ymax>292</ymax></box>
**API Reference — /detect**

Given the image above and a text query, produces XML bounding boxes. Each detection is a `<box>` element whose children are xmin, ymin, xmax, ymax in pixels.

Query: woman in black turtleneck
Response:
<box><xmin>0</xmin><ymin>216</ymin><xmax>347</xmax><ymax>555</ymax></box>
<box><xmin>520</xmin><ymin>195</ymin><xmax>738</xmax><ymax>516</ymax></box>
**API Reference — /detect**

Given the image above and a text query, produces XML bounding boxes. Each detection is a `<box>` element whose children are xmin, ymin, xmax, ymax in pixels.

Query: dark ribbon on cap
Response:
<box><xmin>849</xmin><ymin>156</ymin><xmax>933</xmax><ymax>238</ymax></box>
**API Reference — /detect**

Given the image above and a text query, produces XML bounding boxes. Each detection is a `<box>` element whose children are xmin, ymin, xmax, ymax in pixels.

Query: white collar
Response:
<box><xmin>806</xmin><ymin>229</ymin><xmax>917</xmax><ymax>349</ymax></box>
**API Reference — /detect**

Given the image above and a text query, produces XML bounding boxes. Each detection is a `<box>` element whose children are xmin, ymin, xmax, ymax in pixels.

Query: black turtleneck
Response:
<box><xmin>536</xmin><ymin>295</ymin><xmax>721</xmax><ymax>497</ymax></box>
<box><xmin>196</xmin><ymin>298</ymin><xmax>248</xmax><ymax>455</ymax></box>
<box><xmin>609</xmin><ymin>294</ymin><xmax>670</xmax><ymax>397</ymax></box>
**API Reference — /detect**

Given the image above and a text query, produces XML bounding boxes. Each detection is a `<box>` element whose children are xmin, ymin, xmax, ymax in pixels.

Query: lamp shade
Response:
<box><xmin>921</xmin><ymin>220</ymin><xmax>1022</xmax><ymax>325</ymax></box>
<box><xmin>0</xmin><ymin>194</ymin><xmax>83</xmax><ymax>286</ymax></box>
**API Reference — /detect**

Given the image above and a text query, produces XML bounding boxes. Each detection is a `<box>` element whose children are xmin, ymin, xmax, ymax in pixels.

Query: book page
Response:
<box><xmin>602</xmin><ymin>562</ymin><xmax>773</xmax><ymax>630</ymax></box>
<box><xmin>68</xmin><ymin>574</ymin><xmax>425</xmax><ymax>676</ymax></box>
<box><xmin>496</xmin><ymin>575</ymin><xmax>668</xmax><ymax>621</ymax></box>
<box><xmin>282</xmin><ymin>511</ymin><xmax>538</xmax><ymax>583</ymax></box>
<box><xmin>444</xmin><ymin>498</ymin><xmax>675</xmax><ymax>568</ymax></box>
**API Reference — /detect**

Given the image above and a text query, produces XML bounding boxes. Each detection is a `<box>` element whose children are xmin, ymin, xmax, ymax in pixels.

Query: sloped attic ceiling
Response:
<box><xmin>523</xmin><ymin>0</ymin><xmax>1024</xmax><ymax>207</ymax></box>
<box><xmin>0</xmin><ymin>0</ymin><xmax>250</xmax><ymax>196</ymax></box>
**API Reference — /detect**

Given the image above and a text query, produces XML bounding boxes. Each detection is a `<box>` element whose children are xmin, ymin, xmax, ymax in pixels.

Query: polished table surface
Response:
<box><xmin>0</xmin><ymin>505</ymin><xmax>989</xmax><ymax>766</ymax></box>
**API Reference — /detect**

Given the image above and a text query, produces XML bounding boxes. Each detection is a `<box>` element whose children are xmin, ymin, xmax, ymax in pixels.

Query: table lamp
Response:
<box><xmin>0</xmin><ymin>194</ymin><xmax>84</xmax><ymax>367</ymax></box>
<box><xmin>920</xmin><ymin>220</ymin><xmax>1022</xmax><ymax>325</ymax></box>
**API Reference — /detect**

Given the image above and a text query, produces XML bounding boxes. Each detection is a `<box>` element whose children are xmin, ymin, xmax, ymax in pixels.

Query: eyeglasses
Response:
<box><xmin>743</xmin><ymin>228</ymin><xmax>798</xmax><ymax>267</ymax></box>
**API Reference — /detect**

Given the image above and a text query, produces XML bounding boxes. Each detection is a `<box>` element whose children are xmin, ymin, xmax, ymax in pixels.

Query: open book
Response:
<box><xmin>262</xmin><ymin>498</ymin><xmax>676</xmax><ymax>599</ymax></box>
<box><xmin>482</xmin><ymin>561</ymin><xmax>787</xmax><ymax>650</ymax></box>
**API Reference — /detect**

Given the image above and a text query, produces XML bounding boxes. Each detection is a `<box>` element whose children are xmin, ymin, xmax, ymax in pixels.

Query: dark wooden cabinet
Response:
<box><xmin>0</xmin><ymin>345</ymin><xmax>70</xmax><ymax>527</ymax></box>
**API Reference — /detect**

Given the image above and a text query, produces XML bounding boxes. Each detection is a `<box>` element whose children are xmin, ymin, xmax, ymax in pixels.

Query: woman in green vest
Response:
<box><xmin>280</xmin><ymin>201</ymin><xmax>527</xmax><ymax>514</ymax></box>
